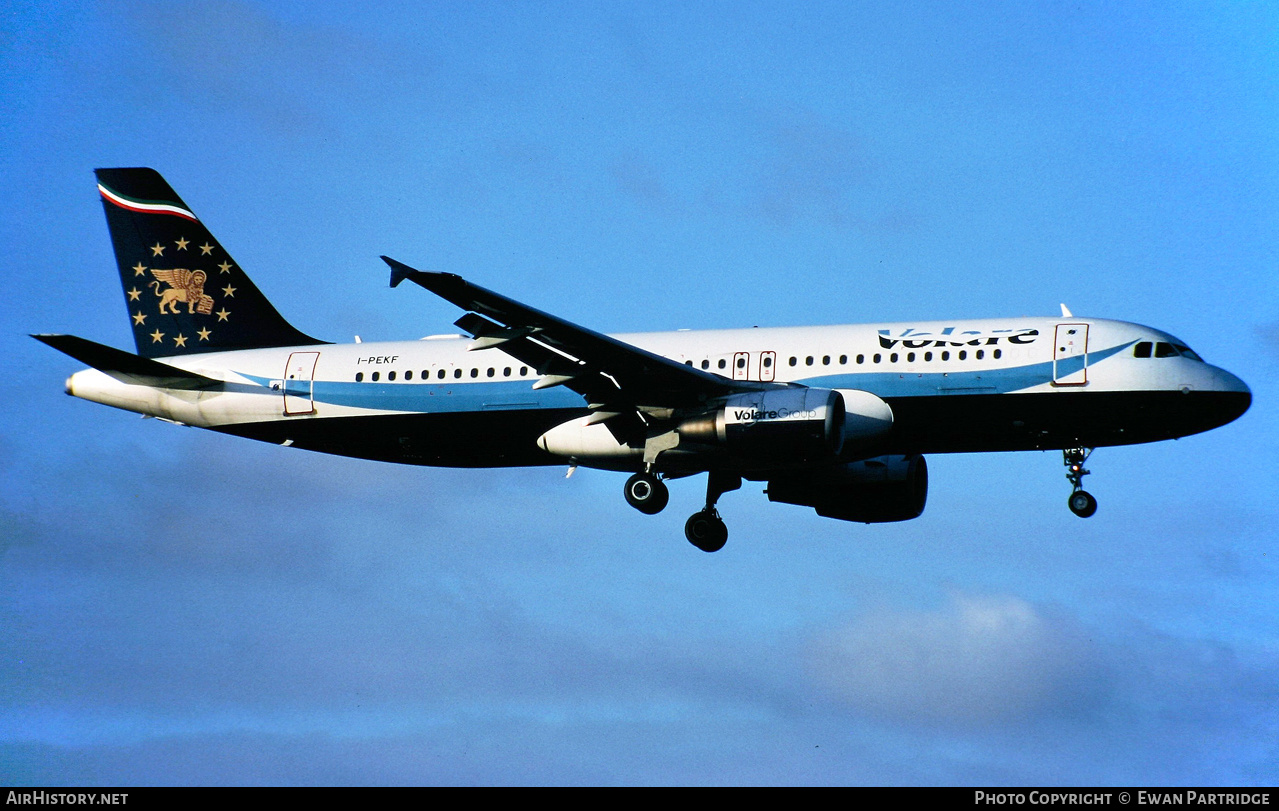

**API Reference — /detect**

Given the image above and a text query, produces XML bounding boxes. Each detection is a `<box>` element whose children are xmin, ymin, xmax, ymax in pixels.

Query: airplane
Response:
<box><xmin>35</xmin><ymin>168</ymin><xmax>1252</xmax><ymax>552</ymax></box>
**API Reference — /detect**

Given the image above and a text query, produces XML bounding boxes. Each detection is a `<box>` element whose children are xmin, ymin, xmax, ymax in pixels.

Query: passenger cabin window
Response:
<box><xmin>355</xmin><ymin>372</ymin><xmax>364</xmax><ymax>382</ymax></box>
<box><xmin>1134</xmin><ymin>342</ymin><xmax>1153</xmax><ymax>358</ymax></box>
<box><xmin>371</xmin><ymin>372</ymin><xmax>380</xmax><ymax>382</ymax></box>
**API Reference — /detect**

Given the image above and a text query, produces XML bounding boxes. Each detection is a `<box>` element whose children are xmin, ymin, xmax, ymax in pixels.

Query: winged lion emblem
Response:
<box><xmin>149</xmin><ymin>268</ymin><xmax>214</xmax><ymax>315</ymax></box>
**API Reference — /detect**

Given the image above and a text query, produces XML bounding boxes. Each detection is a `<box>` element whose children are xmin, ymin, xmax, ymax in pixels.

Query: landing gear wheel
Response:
<box><xmin>1068</xmin><ymin>490</ymin><xmax>1097</xmax><ymax>518</ymax></box>
<box><xmin>684</xmin><ymin>510</ymin><xmax>728</xmax><ymax>553</ymax></box>
<box><xmin>624</xmin><ymin>472</ymin><xmax>669</xmax><ymax>515</ymax></box>
<box><xmin>1062</xmin><ymin>448</ymin><xmax>1097</xmax><ymax>518</ymax></box>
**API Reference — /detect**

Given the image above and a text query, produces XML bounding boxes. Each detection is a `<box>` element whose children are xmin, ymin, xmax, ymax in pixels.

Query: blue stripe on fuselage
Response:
<box><xmin>240</xmin><ymin>373</ymin><xmax>587</xmax><ymax>413</ymax></box>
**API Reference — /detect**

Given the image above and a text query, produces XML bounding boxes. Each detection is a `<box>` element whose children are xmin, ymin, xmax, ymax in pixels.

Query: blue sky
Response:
<box><xmin>2</xmin><ymin>0</ymin><xmax>1277</xmax><ymax>786</ymax></box>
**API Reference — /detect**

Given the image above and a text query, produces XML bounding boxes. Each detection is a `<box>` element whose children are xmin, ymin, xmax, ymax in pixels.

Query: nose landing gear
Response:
<box><xmin>1063</xmin><ymin>447</ymin><xmax>1097</xmax><ymax>518</ymax></box>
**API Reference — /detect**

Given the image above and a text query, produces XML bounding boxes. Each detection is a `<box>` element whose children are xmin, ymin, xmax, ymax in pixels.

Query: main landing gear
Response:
<box><xmin>622</xmin><ymin>469</ymin><xmax>740</xmax><ymax>552</ymax></box>
<box><xmin>1063</xmin><ymin>447</ymin><xmax>1098</xmax><ymax>518</ymax></box>
<box><xmin>684</xmin><ymin>471</ymin><xmax>740</xmax><ymax>553</ymax></box>
<box><xmin>623</xmin><ymin>471</ymin><xmax>669</xmax><ymax>515</ymax></box>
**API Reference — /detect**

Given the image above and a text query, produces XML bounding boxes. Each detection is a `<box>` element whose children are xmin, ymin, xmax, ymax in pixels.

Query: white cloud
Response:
<box><xmin>807</xmin><ymin>593</ymin><xmax>1099</xmax><ymax>726</ymax></box>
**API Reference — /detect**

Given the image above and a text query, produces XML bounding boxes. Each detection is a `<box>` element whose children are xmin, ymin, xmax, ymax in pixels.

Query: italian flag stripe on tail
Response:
<box><xmin>98</xmin><ymin>183</ymin><xmax>198</xmax><ymax>221</ymax></box>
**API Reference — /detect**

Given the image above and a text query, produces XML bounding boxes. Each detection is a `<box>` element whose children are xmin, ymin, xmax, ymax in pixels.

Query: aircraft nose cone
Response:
<box><xmin>1219</xmin><ymin>368</ymin><xmax>1251</xmax><ymax>395</ymax></box>
<box><xmin>1211</xmin><ymin>367</ymin><xmax>1251</xmax><ymax>425</ymax></box>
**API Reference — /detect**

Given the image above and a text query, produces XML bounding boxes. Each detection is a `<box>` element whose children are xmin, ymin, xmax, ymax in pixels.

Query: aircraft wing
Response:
<box><xmin>385</xmin><ymin>257</ymin><xmax>775</xmax><ymax>442</ymax></box>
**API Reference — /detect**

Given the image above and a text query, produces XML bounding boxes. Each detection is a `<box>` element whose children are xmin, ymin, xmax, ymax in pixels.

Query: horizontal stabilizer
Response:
<box><xmin>32</xmin><ymin>334</ymin><xmax>221</xmax><ymax>390</ymax></box>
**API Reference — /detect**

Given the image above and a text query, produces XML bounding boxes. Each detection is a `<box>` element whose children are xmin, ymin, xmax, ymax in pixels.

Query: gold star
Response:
<box><xmin>215</xmin><ymin>308</ymin><xmax>230</xmax><ymax>322</ymax></box>
<box><xmin>133</xmin><ymin>262</ymin><xmax>147</xmax><ymax>276</ymax></box>
<box><xmin>200</xmin><ymin>243</ymin><xmax>214</xmax><ymax>255</ymax></box>
<box><xmin>150</xmin><ymin>243</ymin><xmax>165</xmax><ymax>257</ymax></box>
<box><xmin>132</xmin><ymin>311</ymin><xmax>147</xmax><ymax>325</ymax></box>
<box><xmin>218</xmin><ymin>261</ymin><xmax>233</xmax><ymax>274</ymax></box>
<box><xmin>222</xmin><ymin>284</ymin><xmax>236</xmax><ymax>297</ymax></box>
<box><xmin>175</xmin><ymin>237</ymin><xmax>189</xmax><ymax>250</ymax></box>
<box><xmin>197</xmin><ymin>327</ymin><xmax>212</xmax><ymax>341</ymax></box>
<box><xmin>127</xmin><ymin>287</ymin><xmax>141</xmax><ymax>301</ymax></box>
<box><xmin>150</xmin><ymin>329</ymin><xmax>164</xmax><ymax>343</ymax></box>
<box><xmin>173</xmin><ymin>334</ymin><xmax>188</xmax><ymax>348</ymax></box>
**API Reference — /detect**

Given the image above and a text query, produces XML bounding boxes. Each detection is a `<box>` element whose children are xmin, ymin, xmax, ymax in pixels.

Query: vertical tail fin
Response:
<box><xmin>95</xmin><ymin>168</ymin><xmax>324</xmax><ymax>358</ymax></box>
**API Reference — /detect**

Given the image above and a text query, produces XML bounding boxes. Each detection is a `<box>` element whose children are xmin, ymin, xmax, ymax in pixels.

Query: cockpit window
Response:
<box><xmin>1173</xmin><ymin>344</ymin><xmax>1203</xmax><ymax>362</ymax></box>
<box><xmin>1135</xmin><ymin>339</ymin><xmax>1204</xmax><ymax>361</ymax></box>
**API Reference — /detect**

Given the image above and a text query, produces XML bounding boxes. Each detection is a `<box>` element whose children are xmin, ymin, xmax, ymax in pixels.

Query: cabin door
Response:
<box><xmin>283</xmin><ymin>352</ymin><xmax>320</xmax><ymax>415</ymax></box>
<box><xmin>1052</xmin><ymin>324</ymin><xmax>1089</xmax><ymax>386</ymax></box>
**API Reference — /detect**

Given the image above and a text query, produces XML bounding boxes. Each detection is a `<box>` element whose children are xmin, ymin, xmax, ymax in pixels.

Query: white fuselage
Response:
<box><xmin>64</xmin><ymin>315</ymin><xmax>1251</xmax><ymax>470</ymax></box>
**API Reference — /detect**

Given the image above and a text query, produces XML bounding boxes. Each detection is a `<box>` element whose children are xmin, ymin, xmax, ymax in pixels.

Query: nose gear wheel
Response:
<box><xmin>1063</xmin><ymin>447</ymin><xmax>1097</xmax><ymax>518</ymax></box>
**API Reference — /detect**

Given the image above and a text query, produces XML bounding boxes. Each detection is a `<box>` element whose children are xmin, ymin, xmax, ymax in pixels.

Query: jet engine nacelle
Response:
<box><xmin>677</xmin><ymin>387</ymin><xmax>846</xmax><ymax>461</ymax></box>
<box><xmin>537</xmin><ymin>387</ymin><xmax>894</xmax><ymax>468</ymax></box>
<box><xmin>678</xmin><ymin>387</ymin><xmax>893</xmax><ymax>459</ymax></box>
<box><xmin>833</xmin><ymin>388</ymin><xmax>894</xmax><ymax>455</ymax></box>
<box><xmin>766</xmin><ymin>454</ymin><xmax>928</xmax><ymax>523</ymax></box>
